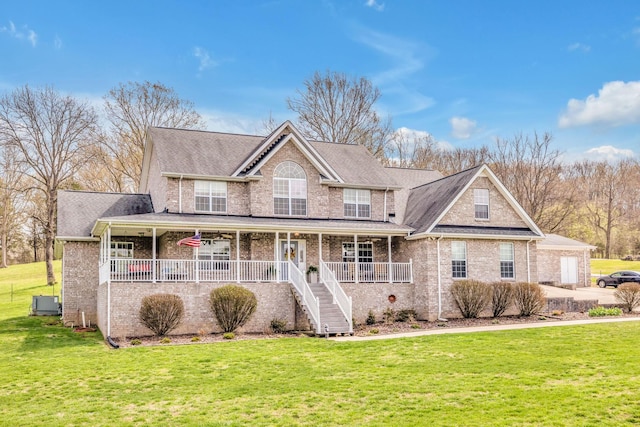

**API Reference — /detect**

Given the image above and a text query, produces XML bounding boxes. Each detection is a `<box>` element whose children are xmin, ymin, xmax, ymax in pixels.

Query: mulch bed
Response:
<box><xmin>112</xmin><ymin>311</ymin><xmax>640</xmax><ymax>348</ymax></box>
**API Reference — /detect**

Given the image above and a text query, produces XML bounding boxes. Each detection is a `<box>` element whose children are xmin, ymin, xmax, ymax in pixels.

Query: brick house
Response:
<box><xmin>56</xmin><ymin>121</ymin><xmax>593</xmax><ymax>339</ymax></box>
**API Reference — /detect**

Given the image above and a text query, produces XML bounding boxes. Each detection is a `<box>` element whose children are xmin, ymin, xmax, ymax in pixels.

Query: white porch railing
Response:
<box><xmin>320</xmin><ymin>261</ymin><xmax>353</xmax><ymax>333</ymax></box>
<box><xmin>107</xmin><ymin>259</ymin><xmax>288</xmax><ymax>283</ymax></box>
<box><xmin>105</xmin><ymin>259</ymin><xmax>412</xmax><ymax>284</ymax></box>
<box><xmin>325</xmin><ymin>261</ymin><xmax>413</xmax><ymax>283</ymax></box>
<box><xmin>287</xmin><ymin>261</ymin><xmax>321</xmax><ymax>334</ymax></box>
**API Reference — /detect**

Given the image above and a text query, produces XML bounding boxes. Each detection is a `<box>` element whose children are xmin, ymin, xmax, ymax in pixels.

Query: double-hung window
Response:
<box><xmin>474</xmin><ymin>188</ymin><xmax>489</xmax><ymax>220</ymax></box>
<box><xmin>451</xmin><ymin>241</ymin><xmax>467</xmax><ymax>278</ymax></box>
<box><xmin>342</xmin><ymin>242</ymin><xmax>373</xmax><ymax>263</ymax></box>
<box><xmin>344</xmin><ymin>189</ymin><xmax>371</xmax><ymax>219</ymax></box>
<box><xmin>195</xmin><ymin>181</ymin><xmax>227</xmax><ymax>213</ymax></box>
<box><xmin>499</xmin><ymin>243</ymin><xmax>515</xmax><ymax>279</ymax></box>
<box><xmin>110</xmin><ymin>242</ymin><xmax>133</xmax><ymax>259</ymax></box>
<box><xmin>198</xmin><ymin>239</ymin><xmax>231</xmax><ymax>270</ymax></box>
<box><xmin>273</xmin><ymin>161</ymin><xmax>307</xmax><ymax>216</ymax></box>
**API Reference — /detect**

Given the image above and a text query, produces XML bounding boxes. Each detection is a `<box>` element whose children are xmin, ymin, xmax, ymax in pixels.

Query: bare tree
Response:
<box><xmin>0</xmin><ymin>85</ymin><xmax>98</xmax><ymax>284</ymax></box>
<box><xmin>103</xmin><ymin>81</ymin><xmax>206</xmax><ymax>191</ymax></box>
<box><xmin>287</xmin><ymin>70</ymin><xmax>393</xmax><ymax>159</ymax></box>
<box><xmin>0</xmin><ymin>143</ymin><xmax>27</xmax><ymax>267</ymax></box>
<box><xmin>573</xmin><ymin>159</ymin><xmax>638</xmax><ymax>258</ymax></box>
<box><xmin>488</xmin><ymin>132</ymin><xmax>574</xmax><ymax>233</ymax></box>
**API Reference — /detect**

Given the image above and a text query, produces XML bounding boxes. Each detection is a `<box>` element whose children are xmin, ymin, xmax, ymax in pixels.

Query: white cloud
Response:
<box><xmin>0</xmin><ymin>21</ymin><xmax>37</xmax><ymax>47</ymax></box>
<box><xmin>567</xmin><ymin>42</ymin><xmax>590</xmax><ymax>52</ymax></box>
<box><xmin>450</xmin><ymin>116</ymin><xmax>477</xmax><ymax>139</ymax></box>
<box><xmin>585</xmin><ymin>145</ymin><xmax>635</xmax><ymax>161</ymax></box>
<box><xmin>558</xmin><ymin>81</ymin><xmax>640</xmax><ymax>128</ymax></box>
<box><xmin>394</xmin><ymin>126</ymin><xmax>453</xmax><ymax>150</ymax></box>
<box><xmin>365</xmin><ymin>0</ymin><xmax>384</xmax><ymax>12</ymax></box>
<box><xmin>193</xmin><ymin>47</ymin><xmax>217</xmax><ymax>72</ymax></box>
<box><xmin>54</xmin><ymin>35</ymin><xmax>62</xmax><ymax>49</ymax></box>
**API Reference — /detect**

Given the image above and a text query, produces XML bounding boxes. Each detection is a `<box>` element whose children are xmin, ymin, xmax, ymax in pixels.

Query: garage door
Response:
<box><xmin>561</xmin><ymin>257</ymin><xmax>578</xmax><ymax>284</ymax></box>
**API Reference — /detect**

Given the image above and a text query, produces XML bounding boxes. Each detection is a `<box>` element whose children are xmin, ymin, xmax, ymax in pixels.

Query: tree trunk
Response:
<box><xmin>45</xmin><ymin>188</ymin><xmax>56</xmax><ymax>285</ymax></box>
<box><xmin>1</xmin><ymin>229</ymin><xmax>7</xmax><ymax>268</ymax></box>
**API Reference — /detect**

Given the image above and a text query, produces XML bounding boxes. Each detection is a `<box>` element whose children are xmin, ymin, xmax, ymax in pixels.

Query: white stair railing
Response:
<box><xmin>287</xmin><ymin>261</ymin><xmax>321</xmax><ymax>334</ymax></box>
<box><xmin>320</xmin><ymin>260</ymin><xmax>353</xmax><ymax>334</ymax></box>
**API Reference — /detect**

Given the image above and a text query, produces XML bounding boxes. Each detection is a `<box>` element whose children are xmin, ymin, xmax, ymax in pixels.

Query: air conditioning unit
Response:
<box><xmin>31</xmin><ymin>295</ymin><xmax>62</xmax><ymax>316</ymax></box>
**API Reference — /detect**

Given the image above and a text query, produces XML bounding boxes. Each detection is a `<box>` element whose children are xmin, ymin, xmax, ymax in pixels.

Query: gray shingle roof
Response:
<box><xmin>57</xmin><ymin>191</ymin><xmax>154</xmax><ymax>239</ymax></box>
<box><xmin>403</xmin><ymin>165</ymin><xmax>483</xmax><ymax>234</ymax></box>
<box><xmin>537</xmin><ymin>233</ymin><xmax>596</xmax><ymax>249</ymax></box>
<box><xmin>147</xmin><ymin>127</ymin><xmax>398</xmax><ymax>188</ymax></box>
<box><xmin>431</xmin><ymin>225</ymin><xmax>539</xmax><ymax>237</ymax></box>
<box><xmin>92</xmin><ymin>212</ymin><xmax>413</xmax><ymax>236</ymax></box>
<box><xmin>148</xmin><ymin>127</ymin><xmax>264</xmax><ymax>177</ymax></box>
<box><xmin>383</xmin><ymin>167</ymin><xmax>444</xmax><ymax>223</ymax></box>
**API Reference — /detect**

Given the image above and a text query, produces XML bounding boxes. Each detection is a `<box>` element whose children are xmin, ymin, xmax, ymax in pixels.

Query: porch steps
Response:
<box><xmin>308</xmin><ymin>283</ymin><xmax>351</xmax><ymax>336</ymax></box>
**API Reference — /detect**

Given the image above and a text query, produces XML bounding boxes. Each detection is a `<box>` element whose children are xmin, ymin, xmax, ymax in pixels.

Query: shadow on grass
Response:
<box><xmin>0</xmin><ymin>315</ymin><xmax>104</xmax><ymax>353</ymax></box>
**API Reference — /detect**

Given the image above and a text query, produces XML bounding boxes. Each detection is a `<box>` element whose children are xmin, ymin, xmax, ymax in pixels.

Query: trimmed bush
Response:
<box><xmin>366</xmin><ymin>310</ymin><xmax>376</xmax><ymax>325</ymax></box>
<box><xmin>451</xmin><ymin>280</ymin><xmax>491</xmax><ymax>318</ymax></box>
<box><xmin>138</xmin><ymin>294</ymin><xmax>185</xmax><ymax>336</ymax></box>
<box><xmin>395</xmin><ymin>309</ymin><xmax>417</xmax><ymax>323</ymax></box>
<box><xmin>513</xmin><ymin>282</ymin><xmax>545</xmax><ymax>317</ymax></box>
<box><xmin>270</xmin><ymin>318</ymin><xmax>288</xmax><ymax>334</ymax></box>
<box><xmin>209</xmin><ymin>285</ymin><xmax>257</xmax><ymax>333</ymax></box>
<box><xmin>614</xmin><ymin>282</ymin><xmax>640</xmax><ymax>313</ymax></box>
<box><xmin>490</xmin><ymin>281</ymin><xmax>514</xmax><ymax>318</ymax></box>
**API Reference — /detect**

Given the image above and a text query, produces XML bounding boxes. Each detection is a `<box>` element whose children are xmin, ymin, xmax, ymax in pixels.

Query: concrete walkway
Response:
<box><xmin>331</xmin><ymin>317</ymin><xmax>640</xmax><ymax>342</ymax></box>
<box><xmin>540</xmin><ymin>284</ymin><xmax>618</xmax><ymax>304</ymax></box>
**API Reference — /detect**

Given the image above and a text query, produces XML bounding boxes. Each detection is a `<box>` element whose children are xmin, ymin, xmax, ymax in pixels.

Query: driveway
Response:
<box><xmin>541</xmin><ymin>285</ymin><xmax>617</xmax><ymax>305</ymax></box>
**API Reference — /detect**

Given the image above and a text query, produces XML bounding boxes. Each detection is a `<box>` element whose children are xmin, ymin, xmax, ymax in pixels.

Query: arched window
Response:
<box><xmin>273</xmin><ymin>161</ymin><xmax>307</xmax><ymax>216</ymax></box>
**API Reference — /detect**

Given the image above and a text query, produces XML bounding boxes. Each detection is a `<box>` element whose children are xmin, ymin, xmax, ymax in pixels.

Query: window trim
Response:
<box><xmin>110</xmin><ymin>241</ymin><xmax>134</xmax><ymax>259</ymax></box>
<box><xmin>499</xmin><ymin>242</ymin><xmax>515</xmax><ymax>279</ymax></box>
<box><xmin>342</xmin><ymin>242</ymin><xmax>373</xmax><ymax>263</ymax></box>
<box><xmin>451</xmin><ymin>241</ymin><xmax>467</xmax><ymax>279</ymax></box>
<box><xmin>474</xmin><ymin>188</ymin><xmax>490</xmax><ymax>220</ymax></box>
<box><xmin>343</xmin><ymin>188</ymin><xmax>371</xmax><ymax>219</ymax></box>
<box><xmin>194</xmin><ymin>180</ymin><xmax>227</xmax><ymax>214</ymax></box>
<box><xmin>273</xmin><ymin>161</ymin><xmax>307</xmax><ymax>216</ymax></box>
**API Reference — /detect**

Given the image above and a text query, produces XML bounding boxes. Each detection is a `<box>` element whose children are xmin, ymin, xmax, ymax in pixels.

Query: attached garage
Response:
<box><xmin>537</xmin><ymin>234</ymin><xmax>596</xmax><ymax>288</ymax></box>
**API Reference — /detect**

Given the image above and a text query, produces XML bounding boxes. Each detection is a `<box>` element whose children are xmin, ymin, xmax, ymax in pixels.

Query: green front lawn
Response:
<box><xmin>1</xmin><ymin>262</ymin><xmax>639</xmax><ymax>426</ymax></box>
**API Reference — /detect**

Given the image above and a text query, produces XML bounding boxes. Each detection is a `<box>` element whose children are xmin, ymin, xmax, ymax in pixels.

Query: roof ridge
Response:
<box><xmin>150</xmin><ymin>126</ymin><xmax>266</xmax><ymax>138</ymax></box>
<box><xmin>59</xmin><ymin>189</ymin><xmax>150</xmax><ymax>196</ymax></box>
<box><xmin>409</xmin><ymin>164</ymin><xmax>483</xmax><ymax>190</ymax></box>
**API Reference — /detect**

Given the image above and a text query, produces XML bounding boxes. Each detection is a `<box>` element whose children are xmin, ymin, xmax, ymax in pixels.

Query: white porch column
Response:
<box><xmin>194</xmin><ymin>229</ymin><xmax>199</xmax><ymax>284</ymax></box>
<box><xmin>287</xmin><ymin>232</ymin><xmax>291</xmax><ymax>280</ymax></box>
<box><xmin>275</xmin><ymin>231</ymin><xmax>280</xmax><ymax>283</ymax></box>
<box><xmin>354</xmin><ymin>234</ymin><xmax>359</xmax><ymax>284</ymax></box>
<box><xmin>318</xmin><ymin>233</ymin><xmax>323</xmax><ymax>280</ymax></box>
<box><xmin>388</xmin><ymin>236</ymin><xmax>393</xmax><ymax>283</ymax></box>
<box><xmin>236</xmin><ymin>230</ymin><xmax>241</xmax><ymax>283</ymax></box>
<box><xmin>152</xmin><ymin>227</ymin><xmax>157</xmax><ymax>283</ymax></box>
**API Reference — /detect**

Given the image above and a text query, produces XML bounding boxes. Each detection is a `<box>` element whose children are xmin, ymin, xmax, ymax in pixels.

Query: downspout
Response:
<box><xmin>436</xmin><ymin>235</ymin><xmax>446</xmax><ymax>321</ymax></box>
<box><xmin>106</xmin><ymin>223</ymin><xmax>117</xmax><ymax>347</ymax></box>
<box><xmin>178</xmin><ymin>175</ymin><xmax>184</xmax><ymax>213</ymax></box>
<box><xmin>526</xmin><ymin>239</ymin><xmax>532</xmax><ymax>283</ymax></box>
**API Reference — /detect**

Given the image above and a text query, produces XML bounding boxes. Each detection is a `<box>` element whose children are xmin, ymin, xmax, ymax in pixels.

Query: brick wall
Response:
<box><xmin>537</xmin><ymin>248</ymin><xmax>590</xmax><ymax>288</ymax></box>
<box><xmin>62</xmin><ymin>241</ymin><xmax>100</xmax><ymax>326</ymax></box>
<box><xmin>104</xmin><ymin>282</ymin><xmax>297</xmax><ymax>338</ymax></box>
<box><xmin>440</xmin><ymin>177</ymin><xmax>528</xmax><ymax>228</ymax></box>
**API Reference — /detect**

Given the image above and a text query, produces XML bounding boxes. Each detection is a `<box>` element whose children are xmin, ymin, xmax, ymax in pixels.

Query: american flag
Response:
<box><xmin>177</xmin><ymin>233</ymin><xmax>201</xmax><ymax>247</ymax></box>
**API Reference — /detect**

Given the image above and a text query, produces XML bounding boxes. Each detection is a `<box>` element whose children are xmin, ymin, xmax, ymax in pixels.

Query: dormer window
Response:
<box><xmin>344</xmin><ymin>189</ymin><xmax>371</xmax><ymax>219</ymax></box>
<box><xmin>474</xmin><ymin>188</ymin><xmax>489</xmax><ymax>220</ymax></box>
<box><xmin>273</xmin><ymin>161</ymin><xmax>307</xmax><ymax>216</ymax></box>
<box><xmin>195</xmin><ymin>181</ymin><xmax>227</xmax><ymax>213</ymax></box>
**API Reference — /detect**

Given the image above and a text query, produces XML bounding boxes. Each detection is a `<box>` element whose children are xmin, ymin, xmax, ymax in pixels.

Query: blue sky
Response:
<box><xmin>2</xmin><ymin>0</ymin><xmax>639</xmax><ymax>161</ymax></box>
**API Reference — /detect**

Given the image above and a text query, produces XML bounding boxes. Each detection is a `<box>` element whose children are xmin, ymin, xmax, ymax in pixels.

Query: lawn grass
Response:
<box><xmin>1</xmin><ymin>262</ymin><xmax>640</xmax><ymax>426</ymax></box>
<box><xmin>592</xmin><ymin>258</ymin><xmax>640</xmax><ymax>276</ymax></box>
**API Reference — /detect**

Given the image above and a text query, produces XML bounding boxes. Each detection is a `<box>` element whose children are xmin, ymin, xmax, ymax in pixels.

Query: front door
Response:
<box><xmin>281</xmin><ymin>241</ymin><xmax>299</xmax><ymax>266</ymax></box>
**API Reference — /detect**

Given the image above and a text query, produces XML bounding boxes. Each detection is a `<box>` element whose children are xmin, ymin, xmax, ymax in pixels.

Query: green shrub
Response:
<box><xmin>490</xmin><ymin>281</ymin><xmax>513</xmax><ymax>318</ymax></box>
<box><xmin>366</xmin><ymin>310</ymin><xmax>376</xmax><ymax>325</ymax></box>
<box><xmin>159</xmin><ymin>337</ymin><xmax>171</xmax><ymax>344</ymax></box>
<box><xmin>383</xmin><ymin>307</ymin><xmax>395</xmax><ymax>324</ymax></box>
<box><xmin>270</xmin><ymin>318</ymin><xmax>288</xmax><ymax>334</ymax></box>
<box><xmin>614</xmin><ymin>282</ymin><xmax>640</xmax><ymax>313</ymax></box>
<box><xmin>130</xmin><ymin>339</ymin><xmax>142</xmax><ymax>346</ymax></box>
<box><xmin>588</xmin><ymin>306</ymin><xmax>623</xmax><ymax>317</ymax></box>
<box><xmin>395</xmin><ymin>309</ymin><xmax>417</xmax><ymax>323</ymax></box>
<box><xmin>451</xmin><ymin>280</ymin><xmax>491</xmax><ymax>318</ymax></box>
<box><xmin>513</xmin><ymin>282</ymin><xmax>545</xmax><ymax>317</ymax></box>
<box><xmin>191</xmin><ymin>336</ymin><xmax>201</xmax><ymax>342</ymax></box>
<box><xmin>138</xmin><ymin>294</ymin><xmax>185</xmax><ymax>336</ymax></box>
<box><xmin>209</xmin><ymin>285</ymin><xmax>258</xmax><ymax>333</ymax></box>
<box><xmin>410</xmin><ymin>323</ymin><xmax>421</xmax><ymax>329</ymax></box>
<box><xmin>223</xmin><ymin>332</ymin><xmax>235</xmax><ymax>340</ymax></box>
<box><xmin>369</xmin><ymin>328</ymin><xmax>379</xmax><ymax>335</ymax></box>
